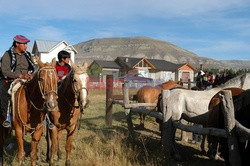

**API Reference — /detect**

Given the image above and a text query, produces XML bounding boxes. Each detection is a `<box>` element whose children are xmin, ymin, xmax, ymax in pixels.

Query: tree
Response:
<box><xmin>88</xmin><ymin>63</ymin><xmax>103</xmax><ymax>77</ymax></box>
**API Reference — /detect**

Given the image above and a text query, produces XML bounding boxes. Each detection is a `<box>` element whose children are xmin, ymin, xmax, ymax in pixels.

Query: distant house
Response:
<box><xmin>88</xmin><ymin>60</ymin><xmax>122</xmax><ymax>81</ymax></box>
<box><xmin>32</xmin><ymin>40</ymin><xmax>77</xmax><ymax>63</ymax></box>
<box><xmin>89</xmin><ymin>57</ymin><xmax>196</xmax><ymax>83</ymax></box>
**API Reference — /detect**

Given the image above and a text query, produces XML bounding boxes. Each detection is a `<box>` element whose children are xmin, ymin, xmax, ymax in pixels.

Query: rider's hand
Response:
<box><xmin>19</xmin><ymin>73</ymin><xmax>32</xmax><ymax>79</ymax></box>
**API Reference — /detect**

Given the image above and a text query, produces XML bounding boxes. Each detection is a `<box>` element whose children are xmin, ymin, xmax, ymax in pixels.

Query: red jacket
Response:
<box><xmin>56</xmin><ymin>62</ymin><xmax>71</xmax><ymax>80</ymax></box>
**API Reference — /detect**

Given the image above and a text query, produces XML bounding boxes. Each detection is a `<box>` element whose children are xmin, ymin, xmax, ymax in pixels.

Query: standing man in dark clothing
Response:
<box><xmin>0</xmin><ymin>35</ymin><xmax>36</xmax><ymax>128</ymax></box>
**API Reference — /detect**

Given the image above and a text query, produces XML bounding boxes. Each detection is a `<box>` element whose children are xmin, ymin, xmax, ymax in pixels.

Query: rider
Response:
<box><xmin>56</xmin><ymin>50</ymin><xmax>71</xmax><ymax>83</ymax></box>
<box><xmin>0</xmin><ymin>35</ymin><xmax>36</xmax><ymax>128</ymax></box>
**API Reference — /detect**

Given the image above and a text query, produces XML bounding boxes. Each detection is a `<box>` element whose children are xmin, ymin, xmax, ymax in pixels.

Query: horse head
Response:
<box><xmin>70</xmin><ymin>59</ymin><xmax>89</xmax><ymax>111</ymax></box>
<box><xmin>36</xmin><ymin>57</ymin><xmax>58</xmax><ymax>112</ymax></box>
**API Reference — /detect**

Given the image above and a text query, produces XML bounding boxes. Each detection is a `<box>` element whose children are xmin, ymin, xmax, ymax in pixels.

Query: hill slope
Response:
<box><xmin>73</xmin><ymin>36</ymin><xmax>250</xmax><ymax>70</ymax></box>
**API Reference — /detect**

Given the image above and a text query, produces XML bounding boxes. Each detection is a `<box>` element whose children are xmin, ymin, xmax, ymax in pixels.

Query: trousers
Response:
<box><xmin>0</xmin><ymin>79</ymin><xmax>11</xmax><ymax>118</ymax></box>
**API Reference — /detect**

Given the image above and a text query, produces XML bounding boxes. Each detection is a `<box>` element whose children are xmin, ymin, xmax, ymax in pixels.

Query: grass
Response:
<box><xmin>3</xmin><ymin>89</ymin><xmax>225</xmax><ymax>166</ymax></box>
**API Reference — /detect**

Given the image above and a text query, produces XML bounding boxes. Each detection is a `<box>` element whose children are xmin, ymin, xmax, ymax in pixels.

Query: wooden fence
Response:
<box><xmin>106</xmin><ymin>77</ymin><xmax>250</xmax><ymax>166</ymax></box>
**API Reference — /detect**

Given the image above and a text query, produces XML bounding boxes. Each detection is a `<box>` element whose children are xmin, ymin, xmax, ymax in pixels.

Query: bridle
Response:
<box><xmin>65</xmin><ymin>71</ymin><xmax>88</xmax><ymax>109</ymax></box>
<box><xmin>38</xmin><ymin>66</ymin><xmax>58</xmax><ymax>100</ymax></box>
<box><xmin>27</xmin><ymin>66</ymin><xmax>58</xmax><ymax>111</ymax></box>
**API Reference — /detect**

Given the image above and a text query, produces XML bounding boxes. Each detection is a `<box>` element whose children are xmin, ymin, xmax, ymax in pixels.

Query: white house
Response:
<box><xmin>32</xmin><ymin>40</ymin><xmax>78</xmax><ymax>63</ymax></box>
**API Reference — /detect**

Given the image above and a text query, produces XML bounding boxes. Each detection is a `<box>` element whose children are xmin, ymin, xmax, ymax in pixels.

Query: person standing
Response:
<box><xmin>0</xmin><ymin>35</ymin><xmax>36</xmax><ymax>128</ymax></box>
<box><xmin>56</xmin><ymin>50</ymin><xmax>71</xmax><ymax>83</ymax></box>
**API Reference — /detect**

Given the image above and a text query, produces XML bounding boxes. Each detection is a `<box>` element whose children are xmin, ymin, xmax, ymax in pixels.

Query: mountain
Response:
<box><xmin>73</xmin><ymin>36</ymin><xmax>250</xmax><ymax>70</ymax></box>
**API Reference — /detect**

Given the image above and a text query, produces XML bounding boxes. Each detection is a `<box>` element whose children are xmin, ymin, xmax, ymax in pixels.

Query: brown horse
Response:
<box><xmin>136</xmin><ymin>80</ymin><xmax>182</xmax><ymax>128</ymax></box>
<box><xmin>206</xmin><ymin>87</ymin><xmax>245</xmax><ymax>162</ymax></box>
<box><xmin>48</xmin><ymin>60</ymin><xmax>89</xmax><ymax>166</ymax></box>
<box><xmin>12</xmin><ymin>58</ymin><xmax>58</xmax><ymax>166</ymax></box>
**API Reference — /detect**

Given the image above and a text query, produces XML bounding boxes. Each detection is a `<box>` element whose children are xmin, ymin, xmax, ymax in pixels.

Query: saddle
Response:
<box><xmin>7</xmin><ymin>79</ymin><xmax>27</xmax><ymax>119</ymax></box>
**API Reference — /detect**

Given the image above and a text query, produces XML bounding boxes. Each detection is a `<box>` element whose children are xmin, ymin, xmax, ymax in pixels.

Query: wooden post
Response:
<box><xmin>161</xmin><ymin>90</ymin><xmax>180</xmax><ymax>160</ymax></box>
<box><xmin>221</xmin><ymin>90</ymin><xmax>241</xmax><ymax>166</ymax></box>
<box><xmin>106</xmin><ymin>75</ymin><xmax>113</xmax><ymax>125</ymax></box>
<box><xmin>123</xmin><ymin>81</ymin><xmax>134</xmax><ymax>136</ymax></box>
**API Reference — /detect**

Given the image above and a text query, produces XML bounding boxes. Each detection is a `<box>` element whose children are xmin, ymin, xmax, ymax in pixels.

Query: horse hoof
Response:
<box><xmin>65</xmin><ymin>160</ymin><xmax>70</xmax><ymax>166</ymax></box>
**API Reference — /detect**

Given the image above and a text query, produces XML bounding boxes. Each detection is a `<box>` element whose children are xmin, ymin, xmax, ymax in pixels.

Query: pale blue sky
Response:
<box><xmin>0</xmin><ymin>0</ymin><xmax>250</xmax><ymax>60</ymax></box>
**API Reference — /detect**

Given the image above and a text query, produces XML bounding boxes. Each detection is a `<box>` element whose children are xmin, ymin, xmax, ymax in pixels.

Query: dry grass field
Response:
<box><xmin>3</xmin><ymin>89</ymin><xmax>225</xmax><ymax>166</ymax></box>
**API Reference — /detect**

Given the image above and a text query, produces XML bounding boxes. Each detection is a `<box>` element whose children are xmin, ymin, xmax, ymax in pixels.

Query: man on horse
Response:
<box><xmin>0</xmin><ymin>35</ymin><xmax>36</xmax><ymax>128</ymax></box>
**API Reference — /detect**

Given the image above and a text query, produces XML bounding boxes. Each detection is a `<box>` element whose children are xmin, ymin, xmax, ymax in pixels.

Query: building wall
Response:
<box><xmin>177</xmin><ymin>70</ymin><xmax>194</xmax><ymax>82</ymax></box>
<box><xmin>38</xmin><ymin>43</ymin><xmax>75</xmax><ymax>63</ymax></box>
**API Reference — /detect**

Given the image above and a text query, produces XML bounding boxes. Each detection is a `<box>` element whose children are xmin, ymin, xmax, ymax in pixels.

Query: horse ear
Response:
<box><xmin>70</xmin><ymin>59</ymin><xmax>77</xmax><ymax>70</ymax></box>
<box><xmin>82</xmin><ymin>61</ymin><xmax>88</xmax><ymax>71</ymax></box>
<box><xmin>36</xmin><ymin>56</ymin><xmax>45</xmax><ymax>68</ymax></box>
<box><xmin>51</xmin><ymin>58</ymin><xmax>57</xmax><ymax>67</ymax></box>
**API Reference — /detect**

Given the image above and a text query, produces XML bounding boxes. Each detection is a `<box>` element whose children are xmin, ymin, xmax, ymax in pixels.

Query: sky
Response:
<box><xmin>0</xmin><ymin>0</ymin><xmax>250</xmax><ymax>61</ymax></box>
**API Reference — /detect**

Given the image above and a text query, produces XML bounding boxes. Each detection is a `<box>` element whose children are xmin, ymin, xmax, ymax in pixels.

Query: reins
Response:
<box><xmin>15</xmin><ymin>66</ymin><xmax>58</xmax><ymax>134</ymax></box>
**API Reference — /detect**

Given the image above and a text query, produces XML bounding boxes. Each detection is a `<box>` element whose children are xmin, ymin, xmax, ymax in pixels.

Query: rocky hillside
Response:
<box><xmin>73</xmin><ymin>36</ymin><xmax>250</xmax><ymax>70</ymax></box>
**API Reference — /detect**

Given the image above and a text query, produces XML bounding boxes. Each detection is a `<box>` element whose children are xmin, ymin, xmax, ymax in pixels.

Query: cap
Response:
<box><xmin>13</xmin><ymin>35</ymin><xmax>30</xmax><ymax>44</ymax></box>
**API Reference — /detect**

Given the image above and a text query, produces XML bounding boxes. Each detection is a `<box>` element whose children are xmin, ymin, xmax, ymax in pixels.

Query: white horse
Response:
<box><xmin>161</xmin><ymin>73</ymin><xmax>250</xmax><ymax>159</ymax></box>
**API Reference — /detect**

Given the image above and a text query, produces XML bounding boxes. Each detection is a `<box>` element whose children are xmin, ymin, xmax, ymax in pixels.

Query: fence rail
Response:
<box><xmin>105</xmin><ymin>75</ymin><xmax>250</xmax><ymax>166</ymax></box>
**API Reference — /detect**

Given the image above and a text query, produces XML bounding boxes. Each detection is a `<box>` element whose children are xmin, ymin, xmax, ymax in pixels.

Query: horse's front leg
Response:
<box><xmin>57</xmin><ymin>130</ymin><xmax>63</xmax><ymax>161</ymax></box>
<box><xmin>30</xmin><ymin>127</ymin><xmax>43</xmax><ymax>166</ymax></box>
<box><xmin>65</xmin><ymin>127</ymin><xmax>77</xmax><ymax>166</ymax></box>
<box><xmin>14</xmin><ymin>127</ymin><xmax>25</xmax><ymax>166</ymax></box>
<box><xmin>49</xmin><ymin>127</ymin><xmax>58</xmax><ymax>166</ymax></box>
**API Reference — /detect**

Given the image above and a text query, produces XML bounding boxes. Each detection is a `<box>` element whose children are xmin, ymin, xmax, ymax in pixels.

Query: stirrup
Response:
<box><xmin>2</xmin><ymin>120</ymin><xmax>11</xmax><ymax>128</ymax></box>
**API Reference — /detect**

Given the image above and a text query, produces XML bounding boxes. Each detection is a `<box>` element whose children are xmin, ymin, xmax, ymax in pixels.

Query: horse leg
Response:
<box><xmin>45</xmin><ymin>126</ymin><xmax>51</xmax><ymax>162</ymax></box>
<box><xmin>65</xmin><ymin>128</ymin><xmax>77</xmax><ymax>166</ymax></box>
<box><xmin>162</xmin><ymin>119</ymin><xmax>181</xmax><ymax>161</ymax></box>
<box><xmin>139</xmin><ymin>113</ymin><xmax>145</xmax><ymax>129</ymax></box>
<box><xmin>200</xmin><ymin>135</ymin><xmax>206</xmax><ymax>154</ymax></box>
<box><xmin>49</xmin><ymin>127</ymin><xmax>58</xmax><ymax>166</ymax></box>
<box><xmin>14</xmin><ymin>127</ymin><xmax>25</xmax><ymax>166</ymax></box>
<box><xmin>207</xmin><ymin>137</ymin><xmax>219</xmax><ymax>160</ymax></box>
<box><xmin>57</xmin><ymin>130</ymin><xmax>62</xmax><ymax>161</ymax></box>
<box><xmin>30</xmin><ymin>128</ymin><xmax>43</xmax><ymax>166</ymax></box>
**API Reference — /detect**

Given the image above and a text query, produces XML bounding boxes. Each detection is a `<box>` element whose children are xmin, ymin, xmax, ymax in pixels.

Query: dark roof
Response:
<box><xmin>149</xmin><ymin>59</ymin><xmax>179</xmax><ymax>71</ymax></box>
<box><xmin>116</xmin><ymin>57</ymin><xmax>181</xmax><ymax>71</ymax></box>
<box><xmin>116</xmin><ymin>57</ymin><xmax>143</xmax><ymax>68</ymax></box>
<box><xmin>93</xmin><ymin>60</ymin><xmax>121</xmax><ymax>69</ymax></box>
<box><xmin>94</xmin><ymin>57</ymin><xmax>195</xmax><ymax>71</ymax></box>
